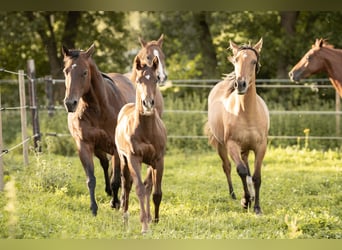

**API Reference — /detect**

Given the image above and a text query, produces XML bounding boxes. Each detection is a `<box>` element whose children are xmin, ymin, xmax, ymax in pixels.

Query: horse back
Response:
<box><xmin>107</xmin><ymin>72</ymin><xmax>136</xmax><ymax>104</ymax></box>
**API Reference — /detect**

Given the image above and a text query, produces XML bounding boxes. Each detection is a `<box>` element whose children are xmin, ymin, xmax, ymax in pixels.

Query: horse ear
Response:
<box><xmin>139</xmin><ymin>37</ymin><xmax>147</xmax><ymax>48</ymax></box>
<box><xmin>62</xmin><ymin>45</ymin><xmax>69</xmax><ymax>57</ymax></box>
<box><xmin>85</xmin><ymin>44</ymin><xmax>95</xmax><ymax>58</ymax></box>
<box><xmin>229</xmin><ymin>40</ymin><xmax>239</xmax><ymax>55</ymax></box>
<box><xmin>152</xmin><ymin>56</ymin><xmax>159</xmax><ymax>70</ymax></box>
<box><xmin>254</xmin><ymin>38</ymin><xmax>263</xmax><ymax>53</ymax></box>
<box><xmin>157</xmin><ymin>34</ymin><xmax>164</xmax><ymax>47</ymax></box>
<box><xmin>135</xmin><ymin>56</ymin><xmax>143</xmax><ymax>70</ymax></box>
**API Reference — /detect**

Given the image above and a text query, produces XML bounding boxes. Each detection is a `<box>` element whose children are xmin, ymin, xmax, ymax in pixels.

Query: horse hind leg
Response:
<box><xmin>95</xmin><ymin>151</ymin><xmax>112</xmax><ymax>196</ymax></box>
<box><xmin>217</xmin><ymin>143</ymin><xmax>236</xmax><ymax>199</ymax></box>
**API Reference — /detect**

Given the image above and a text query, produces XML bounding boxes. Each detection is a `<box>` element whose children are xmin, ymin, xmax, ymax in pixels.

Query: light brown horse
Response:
<box><xmin>129</xmin><ymin>34</ymin><xmax>167</xmax><ymax>117</ymax></box>
<box><xmin>289</xmin><ymin>38</ymin><xmax>342</xmax><ymax>97</ymax></box>
<box><xmin>115</xmin><ymin>55</ymin><xmax>167</xmax><ymax>233</ymax></box>
<box><xmin>206</xmin><ymin>38</ymin><xmax>269</xmax><ymax>214</ymax></box>
<box><xmin>62</xmin><ymin>44</ymin><xmax>135</xmax><ymax>216</ymax></box>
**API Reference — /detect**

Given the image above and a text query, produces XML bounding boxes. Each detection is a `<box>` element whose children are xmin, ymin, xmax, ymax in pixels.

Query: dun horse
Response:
<box><xmin>62</xmin><ymin>44</ymin><xmax>135</xmax><ymax>216</ymax></box>
<box><xmin>130</xmin><ymin>34</ymin><xmax>167</xmax><ymax>116</ymax></box>
<box><xmin>115</xmin><ymin>55</ymin><xmax>167</xmax><ymax>233</ymax></box>
<box><xmin>206</xmin><ymin>38</ymin><xmax>269</xmax><ymax>214</ymax></box>
<box><xmin>289</xmin><ymin>38</ymin><xmax>342</xmax><ymax>97</ymax></box>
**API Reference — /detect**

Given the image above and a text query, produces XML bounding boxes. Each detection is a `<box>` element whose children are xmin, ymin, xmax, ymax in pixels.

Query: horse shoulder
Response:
<box><xmin>256</xmin><ymin>95</ymin><xmax>270</xmax><ymax>131</ymax></box>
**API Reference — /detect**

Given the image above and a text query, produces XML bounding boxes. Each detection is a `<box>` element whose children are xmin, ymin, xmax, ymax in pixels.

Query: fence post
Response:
<box><xmin>0</xmin><ymin>94</ymin><xmax>4</xmax><ymax>191</ymax></box>
<box><xmin>336</xmin><ymin>92</ymin><xmax>341</xmax><ymax>137</ymax></box>
<box><xmin>27</xmin><ymin>59</ymin><xmax>41</xmax><ymax>152</ymax></box>
<box><xmin>19</xmin><ymin>70</ymin><xmax>29</xmax><ymax>166</ymax></box>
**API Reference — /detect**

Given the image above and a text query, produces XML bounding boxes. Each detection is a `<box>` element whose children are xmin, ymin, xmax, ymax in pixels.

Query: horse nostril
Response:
<box><xmin>289</xmin><ymin>71</ymin><xmax>293</xmax><ymax>78</ymax></box>
<box><xmin>151</xmin><ymin>100</ymin><xmax>154</xmax><ymax>106</ymax></box>
<box><xmin>242</xmin><ymin>81</ymin><xmax>246</xmax><ymax>88</ymax></box>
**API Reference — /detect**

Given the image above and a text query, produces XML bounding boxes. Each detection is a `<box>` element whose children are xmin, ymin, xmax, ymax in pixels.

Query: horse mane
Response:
<box><xmin>222</xmin><ymin>71</ymin><xmax>236</xmax><ymax>97</ymax></box>
<box><xmin>314</xmin><ymin>38</ymin><xmax>335</xmax><ymax>49</ymax></box>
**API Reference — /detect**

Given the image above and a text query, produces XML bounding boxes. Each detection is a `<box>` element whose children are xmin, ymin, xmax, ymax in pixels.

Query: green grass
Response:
<box><xmin>0</xmin><ymin>146</ymin><xmax>341</xmax><ymax>239</ymax></box>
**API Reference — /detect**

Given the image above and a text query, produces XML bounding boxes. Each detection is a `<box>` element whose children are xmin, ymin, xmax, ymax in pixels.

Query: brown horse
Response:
<box><xmin>206</xmin><ymin>38</ymin><xmax>269</xmax><ymax>214</ymax></box>
<box><xmin>115</xmin><ymin>55</ymin><xmax>167</xmax><ymax>233</ymax></box>
<box><xmin>129</xmin><ymin>34</ymin><xmax>167</xmax><ymax>117</ymax></box>
<box><xmin>62</xmin><ymin>44</ymin><xmax>135</xmax><ymax>216</ymax></box>
<box><xmin>289</xmin><ymin>38</ymin><xmax>342</xmax><ymax>97</ymax></box>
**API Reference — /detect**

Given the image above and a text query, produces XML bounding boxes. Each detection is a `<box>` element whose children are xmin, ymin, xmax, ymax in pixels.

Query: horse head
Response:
<box><xmin>229</xmin><ymin>38</ymin><xmax>262</xmax><ymax>95</ymax></box>
<box><xmin>62</xmin><ymin>44</ymin><xmax>95</xmax><ymax>112</ymax></box>
<box><xmin>289</xmin><ymin>38</ymin><xmax>328</xmax><ymax>82</ymax></box>
<box><xmin>134</xmin><ymin>55</ymin><xmax>159</xmax><ymax>116</ymax></box>
<box><xmin>137</xmin><ymin>34</ymin><xmax>167</xmax><ymax>83</ymax></box>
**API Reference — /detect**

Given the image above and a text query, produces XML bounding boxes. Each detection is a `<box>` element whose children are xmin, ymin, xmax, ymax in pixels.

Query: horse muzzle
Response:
<box><xmin>141</xmin><ymin>98</ymin><xmax>155</xmax><ymax>115</ymax></box>
<box><xmin>157</xmin><ymin>73</ymin><xmax>168</xmax><ymax>84</ymax></box>
<box><xmin>234</xmin><ymin>80</ymin><xmax>248</xmax><ymax>95</ymax></box>
<box><xmin>64</xmin><ymin>98</ymin><xmax>78</xmax><ymax>113</ymax></box>
<box><xmin>288</xmin><ymin>70</ymin><xmax>301</xmax><ymax>82</ymax></box>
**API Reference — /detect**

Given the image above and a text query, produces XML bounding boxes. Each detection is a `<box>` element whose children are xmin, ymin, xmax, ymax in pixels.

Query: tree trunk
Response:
<box><xmin>193</xmin><ymin>12</ymin><xmax>218</xmax><ymax>79</ymax></box>
<box><xmin>277</xmin><ymin>11</ymin><xmax>299</xmax><ymax>78</ymax></box>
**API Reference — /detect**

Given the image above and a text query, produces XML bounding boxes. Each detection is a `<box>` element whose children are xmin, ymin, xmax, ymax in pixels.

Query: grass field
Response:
<box><xmin>0</xmin><ymin>145</ymin><xmax>341</xmax><ymax>239</ymax></box>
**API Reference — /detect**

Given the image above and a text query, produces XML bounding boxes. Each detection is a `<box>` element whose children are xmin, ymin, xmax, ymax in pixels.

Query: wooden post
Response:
<box><xmin>27</xmin><ymin>59</ymin><xmax>41</xmax><ymax>152</ymax></box>
<box><xmin>336</xmin><ymin>91</ymin><xmax>341</xmax><ymax>137</ymax></box>
<box><xmin>0</xmin><ymin>94</ymin><xmax>4</xmax><ymax>191</ymax></box>
<box><xmin>19</xmin><ymin>70</ymin><xmax>29</xmax><ymax>166</ymax></box>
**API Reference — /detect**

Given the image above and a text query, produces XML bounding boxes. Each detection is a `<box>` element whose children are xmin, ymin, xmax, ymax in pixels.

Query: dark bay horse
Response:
<box><xmin>115</xmin><ymin>55</ymin><xmax>167</xmax><ymax>233</ymax></box>
<box><xmin>129</xmin><ymin>34</ymin><xmax>167</xmax><ymax>117</ymax></box>
<box><xmin>206</xmin><ymin>38</ymin><xmax>269</xmax><ymax>214</ymax></box>
<box><xmin>62</xmin><ymin>44</ymin><xmax>135</xmax><ymax>216</ymax></box>
<box><xmin>289</xmin><ymin>38</ymin><xmax>342</xmax><ymax>97</ymax></box>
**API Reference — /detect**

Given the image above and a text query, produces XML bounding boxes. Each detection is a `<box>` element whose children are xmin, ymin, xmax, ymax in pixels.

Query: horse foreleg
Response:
<box><xmin>144</xmin><ymin>166</ymin><xmax>153</xmax><ymax>223</ymax></box>
<box><xmin>217</xmin><ymin>143</ymin><xmax>236</xmax><ymax>199</ymax></box>
<box><xmin>128</xmin><ymin>156</ymin><xmax>149</xmax><ymax>233</ymax></box>
<box><xmin>110</xmin><ymin>151</ymin><xmax>121</xmax><ymax>209</ymax></box>
<box><xmin>151</xmin><ymin>159</ymin><xmax>164</xmax><ymax>223</ymax></box>
<box><xmin>79</xmin><ymin>145</ymin><xmax>98</xmax><ymax>216</ymax></box>
<box><xmin>227</xmin><ymin>141</ymin><xmax>251</xmax><ymax>209</ymax></box>
<box><xmin>120</xmin><ymin>156</ymin><xmax>132</xmax><ymax>225</ymax></box>
<box><xmin>253</xmin><ymin>145</ymin><xmax>267</xmax><ymax>215</ymax></box>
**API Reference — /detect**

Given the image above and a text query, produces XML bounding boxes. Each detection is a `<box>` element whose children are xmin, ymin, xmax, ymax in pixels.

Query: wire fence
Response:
<box><xmin>0</xmin><ymin>69</ymin><xmax>341</xmax><ymax>160</ymax></box>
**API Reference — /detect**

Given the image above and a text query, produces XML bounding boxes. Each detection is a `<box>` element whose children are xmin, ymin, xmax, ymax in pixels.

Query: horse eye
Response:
<box><xmin>306</xmin><ymin>56</ymin><xmax>311</xmax><ymax>61</ymax></box>
<box><xmin>82</xmin><ymin>70</ymin><xmax>88</xmax><ymax>77</ymax></box>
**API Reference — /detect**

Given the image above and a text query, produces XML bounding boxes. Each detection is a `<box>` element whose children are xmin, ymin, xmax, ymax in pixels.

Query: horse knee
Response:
<box><xmin>237</xmin><ymin>164</ymin><xmax>248</xmax><ymax>177</ymax></box>
<box><xmin>87</xmin><ymin>175</ymin><xmax>96</xmax><ymax>190</ymax></box>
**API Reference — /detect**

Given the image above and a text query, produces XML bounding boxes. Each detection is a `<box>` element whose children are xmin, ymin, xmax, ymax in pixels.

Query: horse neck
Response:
<box><xmin>85</xmin><ymin>61</ymin><xmax>110</xmax><ymax>109</ymax></box>
<box><xmin>235</xmin><ymin>78</ymin><xmax>258</xmax><ymax>114</ymax></box>
<box><xmin>321</xmin><ymin>48</ymin><xmax>342</xmax><ymax>82</ymax></box>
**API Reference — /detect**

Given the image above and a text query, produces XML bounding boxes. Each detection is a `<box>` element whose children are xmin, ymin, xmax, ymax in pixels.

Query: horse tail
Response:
<box><xmin>204</xmin><ymin>121</ymin><xmax>218</xmax><ymax>149</ymax></box>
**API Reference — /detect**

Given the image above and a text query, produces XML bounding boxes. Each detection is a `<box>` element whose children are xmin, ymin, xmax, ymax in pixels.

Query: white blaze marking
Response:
<box><xmin>71</xmin><ymin>63</ymin><xmax>77</xmax><ymax>69</ymax></box>
<box><xmin>153</xmin><ymin>49</ymin><xmax>166</xmax><ymax>81</ymax></box>
<box><xmin>145</xmin><ymin>74</ymin><xmax>150</xmax><ymax>80</ymax></box>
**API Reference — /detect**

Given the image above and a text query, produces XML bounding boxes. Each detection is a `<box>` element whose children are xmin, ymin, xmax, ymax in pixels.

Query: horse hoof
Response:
<box><xmin>231</xmin><ymin>192</ymin><xmax>237</xmax><ymax>200</ymax></box>
<box><xmin>254</xmin><ymin>206</ymin><xmax>262</xmax><ymax>215</ymax></box>
<box><xmin>240</xmin><ymin>198</ymin><xmax>250</xmax><ymax>209</ymax></box>
<box><xmin>110</xmin><ymin>199</ymin><xmax>120</xmax><ymax>210</ymax></box>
